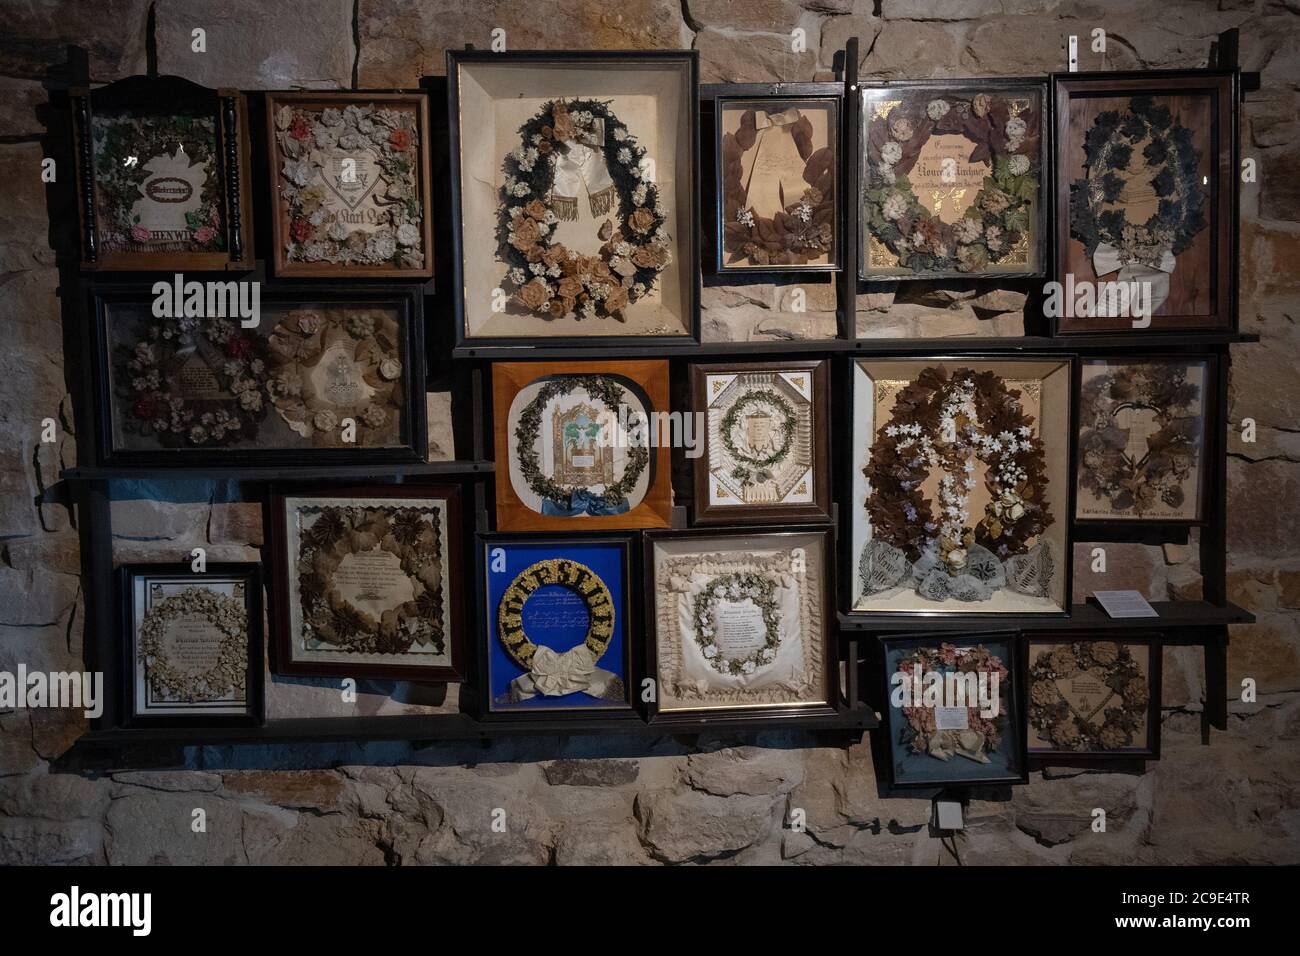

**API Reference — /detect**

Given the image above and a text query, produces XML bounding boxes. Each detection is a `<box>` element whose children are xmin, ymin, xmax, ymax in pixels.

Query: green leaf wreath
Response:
<box><xmin>1029</xmin><ymin>641</ymin><xmax>1150</xmax><ymax>751</ymax></box>
<box><xmin>863</xmin><ymin>90</ymin><xmax>1040</xmax><ymax>274</ymax></box>
<box><xmin>91</xmin><ymin>110</ymin><xmax>225</xmax><ymax>253</ymax></box>
<box><xmin>496</xmin><ymin>98</ymin><xmax>671</xmax><ymax>321</ymax></box>
<box><xmin>691</xmin><ymin>572</ymin><xmax>782</xmax><ymax>676</ymax></box>
<box><xmin>514</xmin><ymin>374</ymin><xmax>649</xmax><ymax>511</ymax></box>
<box><xmin>719</xmin><ymin>388</ymin><xmax>797</xmax><ymax>489</ymax></box>
<box><xmin>1078</xmin><ymin>363</ymin><xmax>1201</xmax><ymax>516</ymax></box>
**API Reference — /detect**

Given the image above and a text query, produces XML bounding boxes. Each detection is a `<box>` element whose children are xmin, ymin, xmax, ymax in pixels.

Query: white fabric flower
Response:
<box><xmin>883</xmin><ymin>193</ymin><xmax>908</xmax><ymax>220</ymax></box>
<box><xmin>927</xmin><ymin>99</ymin><xmax>950</xmax><ymax>121</ymax></box>
<box><xmin>1008</xmin><ymin>154</ymin><xmax>1031</xmax><ymax>176</ymax></box>
<box><xmin>396</xmin><ymin>222</ymin><xmax>421</xmax><ymax>246</ymax></box>
<box><xmin>880</xmin><ymin>141</ymin><xmax>902</xmax><ymax>166</ymax></box>
<box><xmin>1005</xmin><ymin>117</ymin><xmax>1027</xmax><ymax>139</ymax></box>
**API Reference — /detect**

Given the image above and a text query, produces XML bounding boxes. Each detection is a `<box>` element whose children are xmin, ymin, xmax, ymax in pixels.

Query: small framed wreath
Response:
<box><xmin>497</xmin><ymin>98</ymin><xmax>672</xmax><ymax>321</ymax></box>
<box><xmin>514</xmin><ymin>375</ymin><xmax>649</xmax><ymax>512</ymax></box>
<box><xmin>1078</xmin><ymin>361</ymin><xmax>1204</xmax><ymax>518</ymax></box>
<box><xmin>116</xmin><ymin>315</ymin><xmax>270</xmax><ymax>448</ymax></box>
<box><xmin>718</xmin><ymin>97</ymin><xmax>837</xmax><ymax>269</ymax></box>
<box><xmin>1028</xmin><ymin>640</ymin><xmax>1152</xmax><ymax>752</ymax></box>
<box><xmin>894</xmin><ymin>642</ymin><xmax>1009</xmax><ymax>759</ymax></box>
<box><xmin>139</xmin><ymin>587</ymin><xmax>248</xmax><ymax>703</ymax></box>
<box><xmin>92</xmin><ymin>111</ymin><xmax>225</xmax><ymax>254</ymax></box>
<box><xmin>691</xmin><ymin>572</ymin><xmax>782</xmax><ymax>676</ymax></box>
<box><xmin>1069</xmin><ymin>95</ymin><xmax>1206</xmax><ymax>271</ymax></box>
<box><xmin>865</xmin><ymin>365</ymin><xmax>1052</xmax><ymax>575</ymax></box>
<box><xmin>862</xmin><ymin>85</ymin><xmax>1042</xmax><ymax>277</ymax></box>
<box><xmin>296</xmin><ymin>503</ymin><xmax>446</xmax><ymax>656</ymax></box>
<box><xmin>496</xmin><ymin>558</ymin><xmax>615</xmax><ymax>671</ymax></box>
<box><xmin>720</xmin><ymin>388</ymin><xmax>797</xmax><ymax>489</ymax></box>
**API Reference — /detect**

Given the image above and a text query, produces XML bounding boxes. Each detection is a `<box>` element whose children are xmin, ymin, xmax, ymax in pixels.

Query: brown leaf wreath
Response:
<box><xmin>865</xmin><ymin>366</ymin><xmax>1052</xmax><ymax>574</ymax></box>
<box><xmin>497</xmin><ymin>99</ymin><xmax>671</xmax><ymax>321</ymax></box>
<box><xmin>863</xmin><ymin>90</ymin><xmax>1040</xmax><ymax>273</ymax></box>
<box><xmin>496</xmin><ymin>558</ymin><xmax>615</xmax><ymax>670</ymax></box>
<box><xmin>296</xmin><ymin>503</ymin><xmax>446</xmax><ymax>656</ymax></box>
<box><xmin>116</xmin><ymin>315</ymin><xmax>270</xmax><ymax>448</ymax></box>
<box><xmin>721</xmin><ymin>107</ymin><xmax>835</xmax><ymax>266</ymax></box>
<box><xmin>1029</xmin><ymin>641</ymin><xmax>1149</xmax><ymax>751</ymax></box>
<box><xmin>265</xmin><ymin>308</ymin><xmax>405</xmax><ymax>448</ymax></box>
<box><xmin>1079</xmin><ymin>363</ymin><xmax>1201</xmax><ymax>516</ymax></box>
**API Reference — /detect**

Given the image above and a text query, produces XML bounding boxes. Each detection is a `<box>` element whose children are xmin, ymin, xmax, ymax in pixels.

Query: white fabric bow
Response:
<box><xmin>510</xmin><ymin>643</ymin><xmax>619</xmax><ymax>700</ymax></box>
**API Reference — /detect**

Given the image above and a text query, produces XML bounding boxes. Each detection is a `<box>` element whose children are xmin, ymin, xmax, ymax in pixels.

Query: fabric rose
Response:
<box><xmin>1005</xmin><ymin>116</ymin><xmax>1027</xmax><ymax>139</ymax></box>
<box><xmin>631</xmin><ymin>244</ymin><xmax>669</xmax><ymax>270</ymax></box>
<box><xmin>883</xmin><ymin>193</ymin><xmax>908</xmax><ymax>220</ymax></box>
<box><xmin>604</xmin><ymin>288</ymin><xmax>629</xmax><ymax>312</ymax></box>
<box><xmin>515</xmin><ymin>278</ymin><xmax>551</xmax><ymax>311</ymax></box>
<box><xmin>549</xmin><ymin>104</ymin><xmax>575</xmax><ymax>142</ymax></box>
<box><xmin>193</xmin><ymin>225</ymin><xmax>216</xmax><ymax>244</ymax></box>
<box><xmin>131</xmin><ymin>225</ymin><xmax>151</xmax><ymax>243</ymax></box>
<box><xmin>388</xmin><ymin>127</ymin><xmax>412</xmax><ymax>151</ymax></box>
<box><xmin>290</xmin><ymin>217</ymin><xmax>314</xmax><ymax>243</ymax></box>
<box><xmin>557</xmin><ymin>276</ymin><xmax>583</xmax><ymax>298</ymax></box>
<box><xmin>628</xmin><ymin>207</ymin><xmax>656</xmax><ymax>235</ymax></box>
<box><xmin>510</xmin><ymin>216</ymin><xmax>542</xmax><ymax>252</ymax></box>
<box><xmin>524</xmin><ymin>199</ymin><xmax>547</xmax><ymax>220</ymax></box>
<box><xmin>926</xmin><ymin>99</ymin><xmax>950</xmax><ymax>121</ymax></box>
<box><xmin>972</xmin><ymin>93</ymin><xmax>992</xmax><ymax>118</ymax></box>
<box><xmin>880</xmin><ymin>141</ymin><xmax>903</xmax><ymax>166</ymax></box>
<box><xmin>290</xmin><ymin>116</ymin><xmax>311</xmax><ymax>141</ymax></box>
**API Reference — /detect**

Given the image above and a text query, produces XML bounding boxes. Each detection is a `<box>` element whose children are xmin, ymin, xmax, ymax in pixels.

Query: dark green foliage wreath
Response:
<box><xmin>514</xmin><ymin>375</ymin><xmax>649</xmax><ymax>510</ymax></box>
<box><xmin>1069</xmin><ymin>95</ymin><xmax>1206</xmax><ymax>264</ymax></box>
<box><xmin>719</xmin><ymin>388</ymin><xmax>797</xmax><ymax>488</ymax></box>
<box><xmin>691</xmin><ymin>572</ymin><xmax>781</xmax><ymax>676</ymax></box>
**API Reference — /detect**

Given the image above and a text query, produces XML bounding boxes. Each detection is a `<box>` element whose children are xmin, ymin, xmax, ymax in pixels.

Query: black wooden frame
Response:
<box><xmin>119</xmin><ymin>561</ymin><xmax>265</xmax><ymax>728</ymax></box>
<box><xmin>445</xmin><ymin>49</ymin><xmax>702</xmax><ymax>350</ymax></box>
<box><xmin>84</xmin><ymin>280</ymin><xmax>428</xmax><ymax>467</ymax></box>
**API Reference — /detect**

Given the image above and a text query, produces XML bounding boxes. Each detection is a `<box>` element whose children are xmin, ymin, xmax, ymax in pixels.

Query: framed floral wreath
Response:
<box><xmin>92</xmin><ymin>111</ymin><xmax>225</xmax><ymax>254</ymax></box>
<box><xmin>496</xmin><ymin>558</ymin><xmax>615</xmax><ymax>671</ymax></box>
<box><xmin>265</xmin><ymin>307</ymin><xmax>406</xmax><ymax>448</ymax></box>
<box><xmin>1028</xmin><ymin>640</ymin><xmax>1152</xmax><ymax>752</ymax></box>
<box><xmin>690</xmin><ymin>572</ymin><xmax>782</xmax><ymax>676</ymax></box>
<box><xmin>865</xmin><ymin>366</ymin><xmax>1052</xmax><ymax>582</ymax></box>
<box><xmin>514</xmin><ymin>375</ymin><xmax>649</xmax><ymax>513</ymax></box>
<box><xmin>296</xmin><ymin>503</ymin><xmax>447</xmax><ymax>656</ymax></box>
<box><xmin>1069</xmin><ymin>95</ymin><xmax>1206</xmax><ymax>272</ymax></box>
<box><xmin>115</xmin><ymin>315</ymin><xmax>269</xmax><ymax>448</ymax></box>
<box><xmin>1078</xmin><ymin>362</ymin><xmax>1203</xmax><ymax>518</ymax></box>
<box><xmin>719</xmin><ymin>99</ymin><xmax>836</xmax><ymax>269</ymax></box>
<box><xmin>719</xmin><ymin>388</ymin><xmax>798</xmax><ymax>489</ymax></box>
<box><xmin>139</xmin><ymin>587</ymin><xmax>248</xmax><ymax>704</ymax></box>
<box><xmin>894</xmin><ymin>642</ymin><xmax>1009</xmax><ymax>762</ymax></box>
<box><xmin>497</xmin><ymin>98</ymin><xmax>671</xmax><ymax>321</ymax></box>
<box><xmin>272</xmin><ymin>98</ymin><xmax>427</xmax><ymax>272</ymax></box>
<box><xmin>862</xmin><ymin>86</ymin><xmax>1042</xmax><ymax>277</ymax></box>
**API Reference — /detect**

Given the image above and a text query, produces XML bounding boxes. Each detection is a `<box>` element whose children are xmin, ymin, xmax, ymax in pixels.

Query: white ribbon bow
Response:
<box><xmin>510</xmin><ymin>644</ymin><xmax>619</xmax><ymax>700</ymax></box>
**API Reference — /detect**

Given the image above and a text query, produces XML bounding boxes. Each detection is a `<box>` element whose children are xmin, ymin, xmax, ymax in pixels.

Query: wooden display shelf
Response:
<box><xmin>837</xmin><ymin>600</ymin><xmax>1255</xmax><ymax>634</ymax></box>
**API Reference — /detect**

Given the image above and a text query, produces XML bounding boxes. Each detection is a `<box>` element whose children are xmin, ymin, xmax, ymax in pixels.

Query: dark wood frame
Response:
<box><xmin>475</xmin><ymin>531</ymin><xmax>639</xmax><ymax>719</ymax></box>
<box><xmin>1051</xmin><ymin>70</ymin><xmax>1238</xmax><ymax>334</ymax></box>
<box><xmin>690</xmin><ymin>359</ymin><xmax>832</xmax><ymax>524</ymax></box>
<box><xmin>844</xmin><ymin>353</ymin><xmax>1077</xmax><ymax>620</ymax></box>
<box><xmin>119</xmin><ymin>562</ymin><xmax>264</xmax><ymax>728</ymax></box>
<box><xmin>876</xmin><ymin>630</ymin><xmax>1029</xmax><ymax>790</ymax></box>
<box><xmin>266</xmin><ymin>483</ymin><xmax>467</xmax><ymax>681</ymax></box>
<box><xmin>264</xmin><ymin>90</ymin><xmax>434</xmax><ymax>279</ymax></box>
<box><xmin>446</xmin><ymin>49</ymin><xmax>701</xmax><ymax>349</ymax></box>
<box><xmin>856</xmin><ymin>76</ymin><xmax>1050</xmax><ymax>283</ymax></box>
<box><xmin>1024</xmin><ymin>630</ymin><xmax>1162</xmax><ymax>761</ymax></box>
<box><xmin>643</xmin><ymin>525</ymin><xmax>840</xmax><ymax>724</ymax></box>
<box><xmin>85</xmin><ymin>281</ymin><xmax>428</xmax><ymax>467</ymax></box>
<box><xmin>711</xmin><ymin>90</ymin><xmax>842</xmax><ymax>274</ymax></box>
<box><xmin>1073</xmin><ymin>353</ymin><xmax>1217</xmax><ymax>527</ymax></box>
<box><xmin>491</xmin><ymin>359</ymin><xmax>673</xmax><ymax>532</ymax></box>
<box><xmin>70</xmin><ymin>74</ymin><xmax>254</xmax><ymax>272</ymax></box>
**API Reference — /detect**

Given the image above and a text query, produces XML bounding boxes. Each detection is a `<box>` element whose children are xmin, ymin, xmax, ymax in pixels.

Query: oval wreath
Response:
<box><xmin>1078</xmin><ymin>363</ymin><xmax>1201</xmax><ymax>516</ymax></box>
<box><xmin>139</xmin><ymin>587</ymin><xmax>248</xmax><ymax>703</ymax></box>
<box><xmin>1069</xmin><ymin>95</ymin><xmax>1206</xmax><ymax>269</ymax></box>
<box><xmin>296</xmin><ymin>504</ymin><xmax>446</xmax><ymax>656</ymax></box>
<box><xmin>720</xmin><ymin>388</ymin><xmax>798</xmax><ymax>489</ymax></box>
<box><xmin>117</xmin><ymin>315</ymin><xmax>270</xmax><ymax>448</ymax></box>
<box><xmin>497</xmin><ymin>98</ymin><xmax>672</xmax><ymax>321</ymax></box>
<box><xmin>865</xmin><ymin>366</ymin><xmax>1052</xmax><ymax>575</ymax></box>
<box><xmin>1029</xmin><ymin>641</ymin><xmax>1149</xmax><ymax>751</ymax></box>
<box><xmin>863</xmin><ymin>90</ymin><xmax>1041</xmax><ymax>274</ymax></box>
<box><xmin>496</xmin><ymin>558</ymin><xmax>615</xmax><ymax>670</ymax></box>
<box><xmin>514</xmin><ymin>374</ymin><xmax>649</xmax><ymax>514</ymax></box>
<box><xmin>721</xmin><ymin>107</ymin><xmax>835</xmax><ymax>267</ymax></box>
<box><xmin>691</xmin><ymin>572</ymin><xmax>782</xmax><ymax>676</ymax></box>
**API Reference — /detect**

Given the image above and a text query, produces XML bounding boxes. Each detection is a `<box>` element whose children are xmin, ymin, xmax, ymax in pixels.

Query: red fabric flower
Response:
<box><xmin>132</xmin><ymin>396</ymin><xmax>159</xmax><ymax>420</ymax></box>
<box><xmin>290</xmin><ymin>116</ymin><xmax>311</xmax><ymax>141</ymax></box>
<box><xmin>225</xmin><ymin>336</ymin><xmax>253</xmax><ymax>359</ymax></box>
<box><xmin>388</xmin><ymin>128</ymin><xmax>411</xmax><ymax>151</ymax></box>
<box><xmin>290</xmin><ymin>217</ymin><xmax>314</xmax><ymax>243</ymax></box>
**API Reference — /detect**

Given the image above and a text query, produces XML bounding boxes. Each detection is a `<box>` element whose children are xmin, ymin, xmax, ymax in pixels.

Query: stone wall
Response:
<box><xmin>2</xmin><ymin>0</ymin><xmax>1299</xmax><ymax>865</ymax></box>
